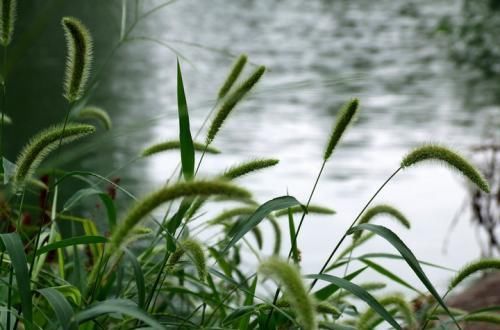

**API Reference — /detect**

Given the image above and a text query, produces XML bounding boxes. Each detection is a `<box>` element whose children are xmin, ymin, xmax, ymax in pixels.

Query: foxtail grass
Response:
<box><xmin>353</xmin><ymin>204</ymin><xmax>410</xmax><ymax>240</ymax></box>
<box><xmin>448</xmin><ymin>258</ymin><xmax>500</xmax><ymax>290</ymax></box>
<box><xmin>77</xmin><ymin>106</ymin><xmax>112</xmax><ymax>130</ymax></box>
<box><xmin>217</xmin><ymin>54</ymin><xmax>248</xmax><ymax>99</ymax></box>
<box><xmin>259</xmin><ymin>257</ymin><xmax>317</xmax><ymax>330</ymax></box>
<box><xmin>62</xmin><ymin>17</ymin><xmax>93</xmax><ymax>103</ymax></box>
<box><xmin>142</xmin><ymin>140</ymin><xmax>220</xmax><ymax>157</ymax></box>
<box><xmin>0</xmin><ymin>0</ymin><xmax>16</xmax><ymax>46</ymax></box>
<box><xmin>323</xmin><ymin>98</ymin><xmax>359</xmax><ymax>161</ymax></box>
<box><xmin>357</xmin><ymin>294</ymin><xmax>416</xmax><ymax>330</ymax></box>
<box><xmin>168</xmin><ymin>239</ymin><xmax>206</xmax><ymax>281</ymax></box>
<box><xmin>221</xmin><ymin>158</ymin><xmax>279</xmax><ymax>180</ymax></box>
<box><xmin>401</xmin><ymin>144</ymin><xmax>490</xmax><ymax>193</ymax></box>
<box><xmin>206</xmin><ymin>65</ymin><xmax>265</xmax><ymax>144</ymax></box>
<box><xmin>12</xmin><ymin>123</ymin><xmax>95</xmax><ymax>187</ymax></box>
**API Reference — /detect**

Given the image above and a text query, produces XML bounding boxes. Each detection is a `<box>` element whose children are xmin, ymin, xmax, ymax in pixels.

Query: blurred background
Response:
<box><xmin>5</xmin><ymin>0</ymin><xmax>499</xmax><ymax>291</ymax></box>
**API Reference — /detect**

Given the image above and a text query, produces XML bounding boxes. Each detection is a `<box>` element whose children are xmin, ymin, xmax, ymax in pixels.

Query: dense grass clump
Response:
<box><xmin>0</xmin><ymin>4</ymin><xmax>497</xmax><ymax>330</ymax></box>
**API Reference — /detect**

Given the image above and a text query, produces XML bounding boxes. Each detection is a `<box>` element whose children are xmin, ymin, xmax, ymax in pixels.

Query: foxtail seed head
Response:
<box><xmin>0</xmin><ymin>0</ymin><xmax>16</xmax><ymax>46</ymax></box>
<box><xmin>274</xmin><ymin>204</ymin><xmax>335</xmax><ymax>217</ymax></box>
<box><xmin>206</xmin><ymin>65</ymin><xmax>265</xmax><ymax>144</ymax></box>
<box><xmin>221</xmin><ymin>158</ymin><xmax>279</xmax><ymax>180</ymax></box>
<box><xmin>109</xmin><ymin>180</ymin><xmax>250</xmax><ymax>251</ymax></box>
<box><xmin>62</xmin><ymin>17</ymin><xmax>93</xmax><ymax>103</ymax></box>
<box><xmin>259</xmin><ymin>257</ymin><xmax>317</xmax><ymax>330</ymax></box>
<box><xmin>169</xmin><ymin>239</ymin><xmax>207</xmax><ymax>281</ymax></box>
<box><xmin>217</xmin><ymin>54</ymin><xmax>248</xmax><ymax>99</ymax></box>
<box><xmin>323</xmin><ymin>98</ymin><xmax>359</xmax><ymax>161</ymax></box>
<box><xmin>449</xmin><ymin>258</ymin><xmax>500</xmax><ymax>290</ymax></box>
<box><xmin>141</xmin><ymin>140</ymin><xmax>220</xmax><ymax>157</ymax></box>
<box><xmin>13</xmin><ymin>123</ymin><xmax>95</xmax><ymax>187</ymax></box>
<box><xmin>353</xmin><ymin>204</ymin><xmax>410</xmax><ymax>240</ymax></box>
<box><xmin>401</xmin><ymin>144</ymin><xmax>490</xmax><ymax>193</ymax></box>
<box><xmin>77</xmin><ymin>106</ymin><xmax>112</xmax><ymax>130</ymax></box>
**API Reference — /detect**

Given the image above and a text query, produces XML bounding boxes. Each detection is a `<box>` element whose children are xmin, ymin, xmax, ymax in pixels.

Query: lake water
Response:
<box><xmin>7</xmin><ymin>0</ymin><xmax>499</xmax><ymax>293</ymax></box>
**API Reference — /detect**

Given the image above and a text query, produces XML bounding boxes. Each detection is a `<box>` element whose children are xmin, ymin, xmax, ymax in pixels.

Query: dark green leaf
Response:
<box><xmin>74</xmin><ymin>299</ymin><xmax>163</xmax><ymax>329</ymax></box>
<box><xmin>36</xmin><ymin>236</ymin><xmax>107</xmax><ymax>256</ymax></box>
<box><xmin>38</xmin><ymin>288</ymin><xmax>77</xmax><ymax>330</ymax></box>
<box><xmin>359</xmin><ymin>258</ymin><xmax>421</xmax><ymax>293</ymax></box>
<box><xmin>124</xmin><ymin>248</ymin><xmax>146</xmax><ymax>308</ymax></box>
<box><xmin>313</xmin><ymin>267</ymin><xmax>367</xmax><ymax>301</ymax></box>
<box><xmin>177</xmin><ymin>59</ymin><xmax>195</xmax><ymax>180</ymax></box>
<box><xmin>0</xmin><ymin>233</ymin><xmax>33</xmax><ymax>330</ymax></box>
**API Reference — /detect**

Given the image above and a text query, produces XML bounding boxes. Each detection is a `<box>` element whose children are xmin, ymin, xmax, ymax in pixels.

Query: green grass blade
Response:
<box><xmin>287</xmin><ymin>208</ymin><xmax>299</xmax><ymax>264</ymax></box>
<box><xmin>222</xmin><ymin>196</ymin><xmax>302</xmax><ymax>253</ymax></box>
<box><xmin>63</xmin><ymin>187</ymin><xmax>117</xmax><ymax>229</ymax></box>
<box><xmin>177</xmin><ymin>59</ymin><xmax>195</xmax><ymax>180</ymax></box>
<box><xmin>313</xmin><ymin>267</ymin><xmax>367</xmax><ymax>301</ymax></box>
<box><xmin>74</xmin><ymin>299</ymin><xmax>163</xmax><ymax>329</ymax></box>
<box><xmin>239</xmin><ymin>276</ymin><xmax>258</xmax><ymax>329</ymax></box>
<box><xmin>348</xmin><ymin>223</ymin><xmax>459</xmax><ymax>327</ymax></box>
<box><xmin>37</xmin><ymin>288</ymin><xmax>77</xmax><ymax>330</ymax></box>
<box><xmin>36</xmin><ymin>236</ymin><xmax>107</xmax><ymax>256</ymax></box>
<box><xmin>306</xmin><ymin>273</ymin><xmax>401</xmax><ymax>330</ymax></box>
<box><xmin>0</xmin><ymin>233</ymin><xmax>32</xmax><ymax>330</ymax></box>
<box><xmin>124</xmin><ymin>248</ymin><xmax>146</xmax><ymax>308</ymax></box>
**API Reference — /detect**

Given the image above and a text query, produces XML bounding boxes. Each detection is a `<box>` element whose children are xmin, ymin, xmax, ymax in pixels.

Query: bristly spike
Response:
<box><xmin>108</xmin><ymin>180</ymin><xmax>250</xmax><ymax>252</ymax></box>
<box><xmin>141</xmin><ymin>140</ymin><xmax>220</xmax><ymax>157</ymax></box>
<box><xmin>13</xmin><ymin>123</ymin><xmax>95</xmax><ymax>187</ymax></box>
<box><xmin>0</xmin><ymin>0</ymin><xmax>16</xmax><ymax>46</ymax></box>
<box><xmin>401</xmin><ymin>144</ymin><xmax>490</xmax><ymax>193</ymax></box>
<box><xmin>206</xmin><ymin>65</ymin><xmax>266</xmax><ymax>144</ymax></box>
<box><xmin>259</xmin><ymin>257</ymin><xmax>317</xmax><ymax>330</ymax></box>
<box><xmin>221</xmin><ymin>158</ymin><xmax>279</xmax><ymax>180</ymax></box>
<box><xmin>61</xmin><ymin>17</ymin><xmax>93</xmax><ymax>103</ymax></box>
<box><xmin>323</xmin><ymin>98</ymin><xmax>359</xmax><ymax>161</ymax></box>
<box><xmin>77</xmin><ymin>106</ymin><xmax>112</xmax><ymax>130</ymax></box>
<box><xmin>217</xmin><ymin>54</ymin><xmax>248</xmax><ymax>99</ymax></box>
<box><xmin>448</xmin><ymin>258</ymin><xmax>500</xmax><ymax>291</ymax></box>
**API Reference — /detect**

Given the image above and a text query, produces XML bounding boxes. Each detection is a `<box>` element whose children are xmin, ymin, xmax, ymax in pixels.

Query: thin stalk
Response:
<box><xmin>0</xmin><ymin>46</ymin><xmax>7</xmax><ymax>172</ymax></box>
<box><xmin>422</xmin><ymin>290</ymin><xmax>451</xmax><ymax>329</ymax></box>
<box><xmin>309</xmin><ymin>167</ymin><xmax>402</xmax><ymax>291</ymax></box>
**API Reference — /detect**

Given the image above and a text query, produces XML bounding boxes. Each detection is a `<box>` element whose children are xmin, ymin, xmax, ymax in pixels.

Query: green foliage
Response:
<box><xmin>0</xmin><ymin>6</ymin><xmax>496</xmax><ymax>330</ymax></box>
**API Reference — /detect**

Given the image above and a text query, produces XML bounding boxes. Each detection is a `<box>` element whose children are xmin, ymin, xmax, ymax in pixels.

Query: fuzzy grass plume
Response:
<box><xmin>323</xmin><ymin>98</ymin><xmax>359</xmax><ymax>161</ymax></box>
<box><xmin>13</xmin><ymin>123</ymin><xmax>95</xmax><ymax>186</ymax></box>
<box><xmin>62</xmin><ymin>17</ymin><xmax>93</xmax><ymax>103</ymax></box>
<box><xmin>259</xmin><ymin>257</ymin><xmax>317</xmax><ymax>330</ymax></box>
<box><xmin>357</xmin><ymin>294</ymin><xmax>416</xmax><ymax>330</ymax></box>
<box><xmin>206</xmin><ymin>65</ymin><xmax>266</xmax><ymax>143</ymax></box>
<box><xmin>109</xmin><ymin>180</ymin><xmax>250</xmax><ymax>250</ymax></box>
<box><xmin>353</xmin><ymin>204</ymin><xmax>410</xmax><ymax>240</ymax></box>
<box><xmin>448</xmin><ymin>258</ymin><xmax>500</xmax><ymax>290</ymax></box>
<box><xmin>77</xmin><ymin>106</ymin><xmax>112</xmax><ymax>130</ymax></box>
<box><xmin>217</xmin><ymin>54</ymin><xmax>248</xmax><ymax>99</ymax></box>
<box><xmin>274</xmin><ymin>205</ymin><xmax>335</xmax><ymax>217</ymax></box>
<box><xmin>221</xmin><ymin>158</ymin><xmax>279</xmax><ymax>180</ymax></box>
<box><xmin>142</xmin><ymin>140</ymin><xmax>220</xmax><ymax>157</ymax></box>
<box><xmin>0</xmin><ymin>0</ymin><xmax>16</xmax><ymax>46</ymax></box>
<box><xmin>401</xmin><ymin>144</ymin><xmax>490</xmax><ymax>193</ymax></box>
<box><xmin>168</xmin><ymin>239</ymin><xmax>207</xmax><ymax>281</ymax></box>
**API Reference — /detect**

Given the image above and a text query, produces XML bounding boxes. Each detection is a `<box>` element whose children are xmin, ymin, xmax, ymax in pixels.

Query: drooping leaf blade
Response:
<box><xmin>36</xmin><ymin>235</ymin><xmax>108</xmax><ymax>256</ymax></box>
<box><xmin>313</xmin><ymin>267</ymin><xmax>367</xmax><ymax>301</ymax></box>
<box><xmin>347</xmin><ymin>223</ymin><xmax>458</xmax><ymax>326</ymax></box>
<box><xmin>38</xmin><ymin>287</ymin><xmax>77</xmax><ymax>330</ymax></box>
<box><xmin>222</xmin><ymin>196</ymin><xmax>302</xmax><ymax>253</ymax></box>
<box><xmin>306</xmin><ymin>273</ymin><xmax>401</xmax><ymax>330</ymax></box>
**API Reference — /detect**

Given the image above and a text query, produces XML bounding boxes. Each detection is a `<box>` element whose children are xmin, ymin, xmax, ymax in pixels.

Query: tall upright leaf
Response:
<box><xmin>177</xmin><ymin>59</ymin><xmax>194</xmax><ymax>180</ymax></box>
<box><xmin>0</xmin><ymin>233</ymin><xmax>32</xmax><ymax>330</ymax></box>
